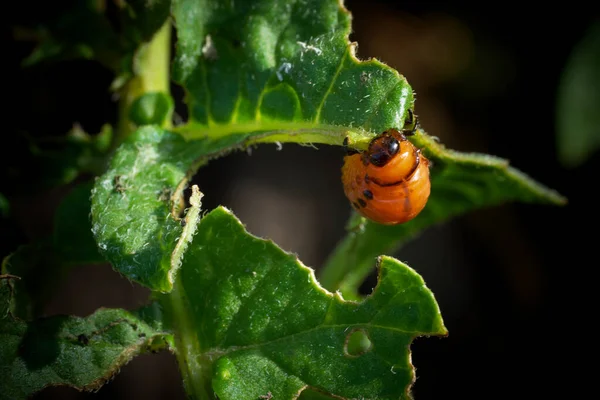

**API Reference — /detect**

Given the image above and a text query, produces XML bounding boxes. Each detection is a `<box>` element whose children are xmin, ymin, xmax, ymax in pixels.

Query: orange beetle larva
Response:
<box><xmin>341</xmin><ymin>117</ymin><xmax>431</xmax><ymax>225</ymax></box>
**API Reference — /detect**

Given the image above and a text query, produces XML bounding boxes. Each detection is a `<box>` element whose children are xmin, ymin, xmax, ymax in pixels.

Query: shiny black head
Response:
<box><xmin>368</xmin><ymin>132</ymin><xmax>401</xmax><ymax>167</ymax></box>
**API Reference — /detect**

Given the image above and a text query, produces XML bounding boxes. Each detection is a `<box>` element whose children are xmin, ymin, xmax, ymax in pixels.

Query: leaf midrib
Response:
<box><xmin>201</xmin><ymin>321</ymin><xmax>428</xmax><ymax>360</ymax></box>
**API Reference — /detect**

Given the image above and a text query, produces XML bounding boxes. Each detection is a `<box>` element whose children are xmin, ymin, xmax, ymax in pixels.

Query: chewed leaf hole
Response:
<box><xmin>344</xmin><ymin>328</ymin><xmax>373</xmax><ymax>357</ymax></box>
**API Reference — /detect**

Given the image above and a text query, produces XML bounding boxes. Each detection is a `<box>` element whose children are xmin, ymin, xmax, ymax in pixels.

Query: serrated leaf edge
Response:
<box><xmin>185</xmin><ymin>207</ymin><xmax>446</xmax><ymax>400</ymax></box>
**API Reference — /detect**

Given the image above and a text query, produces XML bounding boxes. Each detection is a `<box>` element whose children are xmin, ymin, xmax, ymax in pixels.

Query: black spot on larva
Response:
<box><xmin>363</xmin><ymin>189</ymin><xmax>373</xmax><ymax>199</ymax></box>
<box><xmin>358</xmin><ymin>198</ymin><xmax>367</xmax><ymax>207</ymax></box>
<box><xmin>353</xmin><ymin>201</ymin><xmax>361</xmax><ymax>209</ymax></box>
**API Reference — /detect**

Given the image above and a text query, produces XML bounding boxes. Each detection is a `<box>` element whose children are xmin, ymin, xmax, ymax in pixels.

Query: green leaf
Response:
<box><xmin>297</xmin><ymin>388</ymin><xmax>342</xmax><ymax>399</ymax></box>
<box><xmin>21</xmin><ymin>0</ymin><xmax>123</xmax><ymax>70</ymax></box>
<box><xmin>90</xmin><ymin>126</ymin><xmax>245</xmax><ymax>292</ymax></box>
<box><xmin>121</xmin><ymin>0</ymin><xmax>173</xmax><ymax>46</ymax></box>
<box><xmin>21</xmin><ymin>0</ymin><xmax>170</xmax><ymax>76</ymax></box>
<box><xmin>319</xmin><ymin>132</ymin><xmax>567</xmax><ymax>294</ymax></box>
<box><xmin>25</xmin><ymin>124</ymin><xmax>112</xmax><ymax>190</ymax></box>
<box><xmin>0</xmin><ymin>281</ymin><xmax>172</xmax><ymax>400</ymax></box>
<box><xmin>172</xmin><ymin>0</ymin><xmax>415</xmax><ymax>140</ymax></box>
<box><xmin>160</xmin><ymin>207</ymin><xmax>446</xmax><ymax>400</ymax></box>
<box><xmin>1</xmin><ymin>275</ymin><xmax>17</xmax><ymax>317</ymax></box>
<box><xmin>556</xmin><ymin>22</ymin><xmax>600</xmax><ymax>168</ymax></box>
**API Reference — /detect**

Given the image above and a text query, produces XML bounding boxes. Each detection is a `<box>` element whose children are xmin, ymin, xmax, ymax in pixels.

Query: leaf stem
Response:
<box><xmin>163</xmin><ymin>275</ymin><xmax>214</xmax><ymax>400</ymax></box>
<box><xmin>114</xmin><ymin>19</ymin><xmax>173</xmax><ymax>148</ymax></box>
<box><xmin>318</xmin><ymin>214</ymin><xmax>413</xmax><ymax>298</ymax></box>
<box><xmin>318</xmin><ymin>231</ymin><xmax>362</xmax><ymax>297</ymax></box>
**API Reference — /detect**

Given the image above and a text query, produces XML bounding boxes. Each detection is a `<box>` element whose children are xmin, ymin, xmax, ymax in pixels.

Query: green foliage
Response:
<box><xmin>90</xmin><ymin>127</ymin><xmax>237</xmax><ymax>292</ymax></box>
<box><xmin>129</xmin><ymin>92</ymin><xmax>174</xmax><ymax>126</ymax></box>
<box><xmin>23</xmin><ymin>0</ymin><xmax>171</xmax><ymax>79</ymax></box>
<box><xmin>92</xmin><ymin>0</ymin><xmax>565</xmax><ymax>295</ymax></box>
<box><xmin>556</xmin><ymin>22</ymin><xmax>600</xmax><ymax>168</ymax></box>
<box><xmin>0</xmin><ymin>280</ymin><xmax>172</xmax><ymax>400</ymax></box>
<box><xmin>26</xmin><ymin>124</ymin><xmax>112</xmax><ymax>190</ymax></box>
<box><xmin>172</xmin><ymin>0</ymin><xmax>414</xmax><ymax>139</ymax></box>
<box><xmin>21</xmin><ymin>0</ymin><xmax>122</xmax><ymax>69</ymax></box>
<box><xmin>161</xmin><ymin>207</ymin><xmax>447</xmax><ymax>400</ymax></box>
<box><xmin>5</xmin><ymin>0</ymin><xmax>568</xmax><ymax>399</ymax></box>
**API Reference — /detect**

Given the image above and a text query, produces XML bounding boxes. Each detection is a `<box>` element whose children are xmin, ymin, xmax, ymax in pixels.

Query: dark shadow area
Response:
<box><xmin>18</xmin><ymin>316</ymin><xmax>66</xmax><ymax>370</ymax></box>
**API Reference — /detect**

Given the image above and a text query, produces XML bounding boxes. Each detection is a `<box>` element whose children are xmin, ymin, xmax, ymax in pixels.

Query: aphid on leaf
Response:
<box><xmin>341</xmin><ymin>111</ymin><xmax>430</xmax><ymax>225</ymax></box>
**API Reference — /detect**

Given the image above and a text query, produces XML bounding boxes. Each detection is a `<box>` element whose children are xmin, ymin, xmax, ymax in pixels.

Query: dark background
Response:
<box><xmin>3</xmin><ymin>2</ymin><xmax>597</xmax><ymax>399</ymax></box>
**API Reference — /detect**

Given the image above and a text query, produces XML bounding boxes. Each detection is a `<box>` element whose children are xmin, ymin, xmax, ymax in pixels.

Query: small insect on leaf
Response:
<box><xmin>342</xmin><ymin>123</ymin><xmax>431</xmax><ymax>225</ymax></box>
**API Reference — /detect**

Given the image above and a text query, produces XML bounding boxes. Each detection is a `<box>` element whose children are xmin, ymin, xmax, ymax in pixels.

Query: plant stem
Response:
<box><xmin>163</xmin><ymin>275</ymin><xmax>214</xmax><ymax>400</ymax></box>
<box><xmin>319</xmin><ymin>215</ymin><xmax>410</xmax><ymax>298</ymax></box>
<box><xmin>159</xmin><ymin>187</ymin><xmax>210</xmax><ymax>399</ymax></box>
<box><xmin>318</xmin><ymin>232</ymin><xmax>361</xmax><ymax>296</ymax></box>
<box><xmin>114</xmin><ymin>19</ymin><xmax>172</xmax><ymax>148</ymax></box>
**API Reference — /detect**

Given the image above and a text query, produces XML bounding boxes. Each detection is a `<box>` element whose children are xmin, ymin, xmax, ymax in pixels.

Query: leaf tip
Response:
<box><xmin>373</xmin><ymin>255</ymin><xmax>448</xmax><ymax>336</ymax></box>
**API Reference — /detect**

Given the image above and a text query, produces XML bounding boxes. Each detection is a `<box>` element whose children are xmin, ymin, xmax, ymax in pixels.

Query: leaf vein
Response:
<box><xmin>207</xmin><ymin>322</ymin><xmax>425</xmax><ymax>358</ymax></box>
<box><xmin>313</xmin><ymin>49</ymin><xmax>348</xmax><ymax>123</ymax></box>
